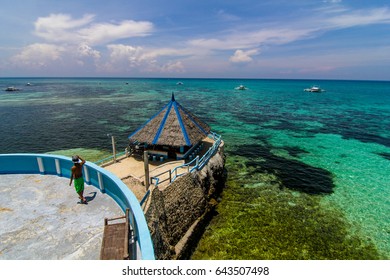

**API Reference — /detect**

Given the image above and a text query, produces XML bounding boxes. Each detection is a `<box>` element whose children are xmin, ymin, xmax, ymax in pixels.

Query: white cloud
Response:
<box><xmin>139</xmin><ymin>47</ymin><xmax>194</xmax><ymax>60</ymax></box>
<box><xmin>108</xmin><ymin>44</ymin><xmax>182</xmax><ymax>65</ymax></box>
<box><xmin>325</xmin><ymin>7</ymin><xmax>390</xmax><ymax>28</ymax></box>
<box><xmin>141</xmin><ymin>59</ymin><xmax>185</xmax><ymax>73</ymax></box>
<box><xmin>11</xmin><ymin>43</ymin><xmax>65</xmax><ymax>68</ymax></box>
<box><xmin>77</xmin><ymin>43</ymin><xmax>101</xmax><ymax>59</ymax></box>
<box><xmin>107</xmin><ymin>44</ymin><xmax>144</xmax><ymax>67</ymax></box>
<box><xmin>35</xmin><ymin>13</ymin><xmax>95</xmax><ymax>31</ymax></box>
<box><xmin>10</xmin><ymin>43</ymin><xmax>101</xmax><ymax>70</ymax></box>
<box><xmin>34</xmin><ymin>14</ymin><xmax>153</xmax><ymax>45</ymax></box>
<box><xmin>188</xmin><ymin>5</ymin><xmax>390</xmax><ymax>60</ymax></box>
<box><xmin>323</xmin><ymin>0</ymin><xmax>342</xmax><ymax>3</ymax></box>
<box><xmin>7</xmin><ymin>5</ymin><xmax>390</xmax><ymax>76</ymax></box>
<box><xmin>230</xmin><ymin>49</ymin><xmax>259</xmax><ymax>63</ymax></box>
<box><xmin>216</xmin><ymin>10</ymin><xmax>240</xmax><ymax>21</ymax></box>
<box><xmin>104</xmin><ymin>44</ymin><xmax>186</xmax><ymax>73</ymax></box>
<box><xmin>160</xmin><ymin>61</ymin><xmax>185</xmax><ymax>73</ymax></box>
<box><xmin>188</xmin><ymin>27</ymin><xmax>317</xmax><ymax>54</ymax></box>
<box><xmin>78</xmin><ymin>20</ymin><xmax>153</xmax><ymax>45</ymax></box>
<box><xmin>34</xmin><ymin>14</ymin><xmax>95</xmax><ymax>43</ymax></box>
<box><xmin>10</xmin><ymin>13</ymin><xmax>153</xmax><ymax>71</ymax></box>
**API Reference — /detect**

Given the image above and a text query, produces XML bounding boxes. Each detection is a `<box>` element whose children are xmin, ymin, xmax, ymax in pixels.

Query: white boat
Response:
<box><xmin>304</xmin><ymin>86</ymin><xmax>325</xmax><ymax>92</ymax></box>
<box><xmin>176</xmin><ymin>82</ymin><xmax>183</xmax><ymax>85</ymax></box>
<box><xmin>5</xmin><ymin>86</ymin><xmax>20</xmax><ymax>92</ymax></box>
<box><xmin>235</xmin><ymin>85</ymin><xmax>247</xmax><ymax>90</ymax></box>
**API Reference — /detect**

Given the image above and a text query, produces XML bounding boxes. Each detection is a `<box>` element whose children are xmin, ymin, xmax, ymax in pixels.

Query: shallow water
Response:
<box><xmin>1</xmin><ymin>77</ymin><xmax>389</xmax><ymax>259</ymax></box>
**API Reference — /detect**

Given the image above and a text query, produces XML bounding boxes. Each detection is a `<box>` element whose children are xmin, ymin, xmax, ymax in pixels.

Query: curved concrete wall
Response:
<box><xmin>0</xmin><ymin>153</ymin><xmax>155</xmax><ymax>260</ymax></box>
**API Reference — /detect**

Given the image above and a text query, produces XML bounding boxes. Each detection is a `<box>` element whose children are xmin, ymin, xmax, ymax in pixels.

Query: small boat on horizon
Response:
<box><xmin>235</xmin><ymin>85</ymin><xmax>247</xmax><ymax>90</ymax></box>
<box><xmin>304</xmin><ymin>86</ymin><xmax>325</xmax><ymax>93</ymax></box>
<box><xmin>4</xmin><ymin>86</ymin><xmax>20</xmax><ymax>92</ymax></box>
<box><xmin>176</xmin><ymin>82</ymin><xmax>183</xmax><ymax>85</ymax></box>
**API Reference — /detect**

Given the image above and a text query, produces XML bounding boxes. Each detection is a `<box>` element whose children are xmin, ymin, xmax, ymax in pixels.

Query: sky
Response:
<box><xmin>1</xmin><ymin>0</ymin><xmax>390</xmax><ymax>80</ymax></box>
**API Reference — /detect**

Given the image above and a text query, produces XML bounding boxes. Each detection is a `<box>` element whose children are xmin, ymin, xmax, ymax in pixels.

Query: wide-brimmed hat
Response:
<box><xmin>72</xmin><ymin>156</ymin><xmax>81</xmax><ymax>163</ymax></box>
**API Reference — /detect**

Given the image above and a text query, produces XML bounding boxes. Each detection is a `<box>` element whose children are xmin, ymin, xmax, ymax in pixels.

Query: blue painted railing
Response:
<box><xmin>153</xmin><ymin>132</ymin><xmax>222</xmax><ymax>186</ymax></box>
<box><xmin>0</xmin><ymin>153</ymin><xmax>155</xmax><ymax>260</ymax></box>
<box><xmin>197</xmin><ymin>132</ymin><xmax>222</xmax><ymax>170</ymax></box>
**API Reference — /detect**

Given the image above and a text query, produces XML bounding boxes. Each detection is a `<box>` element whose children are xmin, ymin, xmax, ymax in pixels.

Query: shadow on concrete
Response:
<box><xmin>85</xmin><ymin>191</ymin><xmax>97</xmax><ymax>203</ymax></box>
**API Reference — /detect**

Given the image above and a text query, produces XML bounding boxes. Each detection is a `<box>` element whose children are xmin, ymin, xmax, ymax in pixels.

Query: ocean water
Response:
<box><xmin>1</xmin><ymin>77</ymin><xmax>389</xmax><ymax>259</ymax></box>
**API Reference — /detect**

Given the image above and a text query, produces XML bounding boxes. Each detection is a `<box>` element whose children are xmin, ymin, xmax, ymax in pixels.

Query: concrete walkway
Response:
<box><xmin>0</xmin><ymin>174</ymin><xmax>123</xmax><ymax>260</ymax></box>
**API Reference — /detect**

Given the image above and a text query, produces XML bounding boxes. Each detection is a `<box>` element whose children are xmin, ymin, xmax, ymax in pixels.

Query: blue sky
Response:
<box><xmin>1</xmin><ymin>0</ymin><xmax>390</xmax><ymax>80</ymax></box>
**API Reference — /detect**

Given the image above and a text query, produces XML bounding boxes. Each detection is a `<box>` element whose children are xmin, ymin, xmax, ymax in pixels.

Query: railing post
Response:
<box><xmin>55</xmin><ymin>159</ymin><xmax>61</xmax><ymax>176</ymax></box>
<box><xmin>37</xmin><ymin>157</ymin><xmax>44</xmax><ymax>174</ymax></box>
<box><xmin>98</xmin><ymin>172</ymin><xmax>105</xmax><ymax>193</ymax></box>
<box><xmin>84</xmin><ymin>165</ymin><xmax>90</xmax><ymax>184</ymax></box>
<box><xmin>144</xmin><ymin>151</ymin><xmax>150</xmax><ymax>189</ymax></box>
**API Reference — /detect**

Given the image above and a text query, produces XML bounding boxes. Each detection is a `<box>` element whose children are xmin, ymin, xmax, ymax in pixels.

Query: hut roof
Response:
<box><xmin>128</xmin><ymin>94</ymin><xmax>211</xmax><ymax>147</ymax></box>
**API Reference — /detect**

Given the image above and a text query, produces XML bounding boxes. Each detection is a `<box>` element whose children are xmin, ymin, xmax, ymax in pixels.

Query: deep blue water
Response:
<box><xmin>1</xmin><ymin>77</ymin><xmax>389</xmax><ymax>257</ymax></box>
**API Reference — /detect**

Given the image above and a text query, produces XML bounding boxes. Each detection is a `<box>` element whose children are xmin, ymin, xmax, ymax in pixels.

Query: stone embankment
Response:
<box><xmin>144</xmin><ymin>142</ymin><xmax>226</xmax><ymax>260</ymax></box>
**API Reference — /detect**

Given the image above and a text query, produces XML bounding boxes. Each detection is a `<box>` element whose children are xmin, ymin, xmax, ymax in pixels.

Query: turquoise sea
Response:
<box><xmin>1</xmin><ymin>77</ymin><xmax>389</xmax><ymax>259</ymax></box>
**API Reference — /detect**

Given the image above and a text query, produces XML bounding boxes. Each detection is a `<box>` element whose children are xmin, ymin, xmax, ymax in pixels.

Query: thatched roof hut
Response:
<box><xmin>128</xmin><ymin>94</ymin><xmax>210</xmax><ymax>159</ymax></box>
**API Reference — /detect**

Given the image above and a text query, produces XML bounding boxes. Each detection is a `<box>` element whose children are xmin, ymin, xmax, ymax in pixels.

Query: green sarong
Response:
<box><xmin>74</xmin><ymin>177</ymin><xmax>84</xmax><ymax>193</ymax></box>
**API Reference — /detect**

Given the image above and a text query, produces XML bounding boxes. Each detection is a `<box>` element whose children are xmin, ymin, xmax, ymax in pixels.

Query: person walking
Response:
<box><xmin>69</xmin><ymin>155</ymin><xmax>87</xmax><ymax>204</ymax></box>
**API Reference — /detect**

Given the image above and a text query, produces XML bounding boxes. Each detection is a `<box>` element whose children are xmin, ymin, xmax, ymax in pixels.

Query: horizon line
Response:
<box><xmin>1</xmin><ymin>76</ymin><xmax>390</xmax><ymax>82</ymax></box>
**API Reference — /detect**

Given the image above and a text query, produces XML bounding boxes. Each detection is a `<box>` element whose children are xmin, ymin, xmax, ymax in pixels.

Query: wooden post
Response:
<box><xmin>144</xmin><ymin>150</ymin><xmax>150</xmax><ymax>189</ymax></box>
<box><xmin>111</xmin><ymin>135</ymin><xmax>117</xmax><ymax>162</ymax></box>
